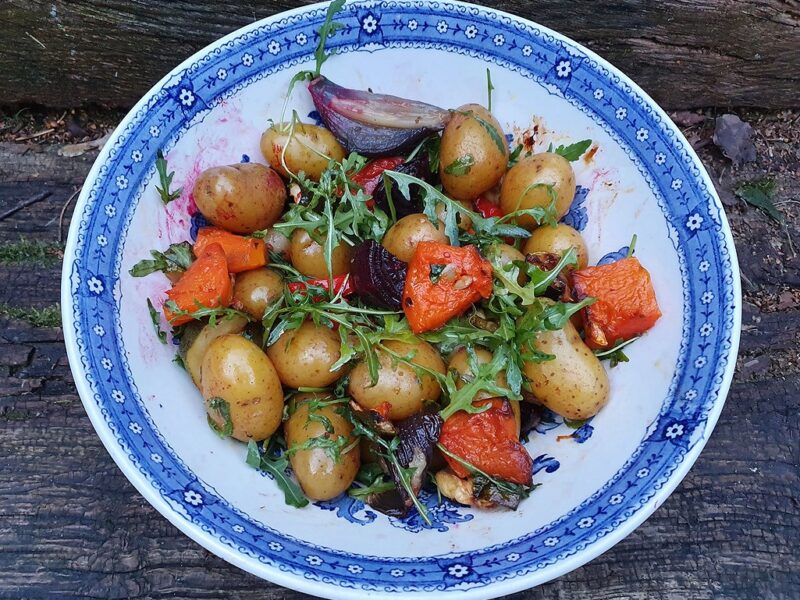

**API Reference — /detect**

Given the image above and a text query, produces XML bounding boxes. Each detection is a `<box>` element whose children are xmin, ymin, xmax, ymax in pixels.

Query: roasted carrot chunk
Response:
<box><xmin>163</xmin><ymin>243</ymin><xmax>233</xmax><ymax>325</ymax></box>
<box><xmin>193</xmin><ymin>226</ymin><xmax>267</xmax><ymax>273</ymax></box>
<box><xmin>402</xmin><ymin>241</ymin><xmax>493</xmax><ymax>334</ymax></box>
<box><xmin>439</xmin><ymin>398</ymin><xmax>533</xmax><ymax>486</ymax></box>
<box><xmin>572</xmin><ymin>256</ymin><xmax>661</xmax><ymax>349</ymax></box>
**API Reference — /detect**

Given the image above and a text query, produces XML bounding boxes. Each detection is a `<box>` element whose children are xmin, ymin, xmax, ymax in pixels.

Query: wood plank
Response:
<box><xmin>1</xmin><ymin>1</ymin><xmax>799</xmax><ymax>109</ymax></box>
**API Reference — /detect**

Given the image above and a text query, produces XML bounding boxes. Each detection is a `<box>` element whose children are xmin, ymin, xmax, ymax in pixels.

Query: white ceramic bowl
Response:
<box><xmin>62</xmin><ymin>1</ymin><xmax>741</xmax><ymax>597</ymax></box>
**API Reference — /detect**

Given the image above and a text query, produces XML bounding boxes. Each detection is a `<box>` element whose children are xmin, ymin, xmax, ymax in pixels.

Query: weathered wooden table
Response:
<box><xmin>1</xmin><ymin>2</ymin><xmax>798</xmax><ymax>598</ymax></box>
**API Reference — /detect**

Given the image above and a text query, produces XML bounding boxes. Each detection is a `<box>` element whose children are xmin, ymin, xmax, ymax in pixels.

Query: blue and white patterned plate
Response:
<box><xmin>61</xmin><ymin>1</ymin><xmax>741</xmax><ymax>597</ymax></box>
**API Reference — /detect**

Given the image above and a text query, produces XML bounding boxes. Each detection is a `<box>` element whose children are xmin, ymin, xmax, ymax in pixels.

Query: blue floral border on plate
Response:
<box><xmin>66</xmin><ymin>0</ymin><xmax>737</xmax><ymax>593</ymax></box>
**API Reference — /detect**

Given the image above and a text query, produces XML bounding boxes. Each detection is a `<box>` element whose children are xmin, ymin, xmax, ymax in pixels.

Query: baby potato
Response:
<box><xmin>202</xmin><ymin>334</ymin><xmax>284</xmax><ymax>442</ymax></box>
<box><xmin>289</xmin><ymin>228</ymin><xmax>353</xmax><ymax>278</ymax></box>
<box><xmin>233</xmin><ymin>268</ymin><xmax>283</xmax><ymax>319</ymax></box>
<box><xmin>435</xmin><ymin>200</ymin><xmax>473</xmax><ymax>232</ymax></box>
<box><xmin>180</xmin><ymin>316</ymin><xmax>249</xmax><ymax>388</ymax></box>
<box><xmin>260</xmin><ymin>123</ymin><xmax>345</xmax><ymax>181</ymax></box>
<box><xmin>522</xmin><ymin>223</ymin><xmax>589</xmax><ymax>270</ymax></box>
<box><xmin>261</xmin><ymin>228</ymin><xmax>291</xmax><ymax>259</ymax></box>
<box><xmin>267</xmin><ymin>321</ymin><xmax>349</xmax><ymax>388</ymax></box>
<box><xmin>500</xmin><ymin>153</ymin><xmax>576</xmax><ymax>229</ymax></box>
<box><xmin>521</xmin><ymin>309</ymin><xmax>609</xmax><ymax>420</ymax></box>
<box><xmin>382</xmin><ymin>213</ymin><xmax>448</xmax><ymax>263</ymax></box>
<box><xmin>285</xmin><ymin>395</ymin><xmax>360</xmax><ymax>501</ymax></box>
<box><xmin>487</xmin><ymin>243</ymin><xmax>528</xmax><ymax>285</ymax></box>
<box><xmin>440</xmin><ymin>104</ymin><xmax>509</xmax><ymax>202</ymax></box>
<box><xmin>348</xmin><ymin>339</ymin><xmax>445</xmax><ymax>420</ymax></box>
<box><xmin>193</xmin><ymin>163</ymin><xmax>286</xmax><ymax>234</ymax></box>
<box><xmin>447</xmin><ymin>347</ymin><xmax>510</xmax><ymax>402</ymax></box>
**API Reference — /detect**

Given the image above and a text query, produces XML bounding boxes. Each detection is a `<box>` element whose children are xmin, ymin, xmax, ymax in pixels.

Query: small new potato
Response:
<box><xmin>202</xmin><ymin>334</ymin><xmax>284</xmax><ymax>441</ymax></box>
<box><xmin>261</xmin><ymin>123</ymin><xmax>345</xmax><ymax>181</ymax></box>
<box><xmin>435</xmin><ymin>200</ymin><xmax>473</xmax><ymax>232</ymax></box>
<box><xmin>193</xmin><ymin>163</ymin><xmax>286</xmax><ymax>234</ymax></box>
<box><xmin>500</xmin><ymin>153</ymin><xmax>576</xmax><ymax>229</ymax></box>
<box><xmin>487</xmin><ymin>243</ymin><xmax>527</xmax><ymax>285</ymax></box>
<box><xmin>267</xmin><ymin>321</ymin><xmax>349</xmax><ymax>388</ymax></box>
<box><xmin>523</xmin><ymin>223</ymin><xmax>589</xmax><ymax>270</ymax></box>
<box><xmin>382</xmin><ymin>213</ymin><xmax>448</xmax><ymax>263</ymax></box>
<box><xmin>448</xmin><ymin>347</ymin><xmax>510</xmax><ymax>402</ymax></box>
<box><xmin>285</xmin><ymin>393</ymin><xmax>360</xmax><ymax>501</ymax></box>
<box><xmin>348</xmin><ymin>339</ymin><xmax>446</xmax><ymax>420</ymax></box>
<box><xmin>440</xmin><ymin>104</ymin><xmax>509</xmax><ymax>201</ymax></box>
<box><xmin>233</xmin><ymin>268</ymin><xmax>283</xmax><ymax>319</ymax></box>
<box><xmin>261</xmin><ymin>228</ymin><xmax>291</xmax><ymax>259</ymax></box>
<box><xmin>290</xmin><ymin>229</ymin><xmax>353</xmax><ymax>278</ymax></box>
<box><xmin>180</xmin><ymin>316</ymin><xmax>249</xmax><ymax>388</ymax></box>
<box><xmin>521</xmin><ymin>309</ymin><xmax>609</xmax><ymax>420</ymax></box>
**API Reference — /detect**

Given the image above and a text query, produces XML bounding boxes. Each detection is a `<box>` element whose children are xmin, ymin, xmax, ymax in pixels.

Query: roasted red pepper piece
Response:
<box><xmin>572</xmin><ymin>256</ymin><xmax>662</xmax><ymax>349</ymax></box>
<box><xmin>287</xmin><ymin>274</ymin><xmax>354</xmax><ymax>298</ymax></box>
<box><xmin>473</xmin><ymin>196</ymin><xmax>504</xmax><ymax>219</ymax></box>
<box><xmin>194</xmin><ymin>226</ymin><xmax>267</xmax><ymax>273</ymax></box>
<box><xmin>439</xmin><ymin>398</ymin><xmax>533</xmax><ymax>486</ymax></box>
<box><xmin>163</xmin><ymin>243</ymin><xmax>233</xmax><ymax>326</ymax></box>
<box><xmin>402</xmin><ymin>241</ymin><xmax>493</xmax><ymax>334</ymax></box>
<box><xmin>352</xmin><ymin>156</ymin><xmax>405</xmax><ymax>197</ymax></box>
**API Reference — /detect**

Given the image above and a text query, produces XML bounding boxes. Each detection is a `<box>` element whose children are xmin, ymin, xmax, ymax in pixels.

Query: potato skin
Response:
<box><xmin>233</xmin><ymin>268</ymin><xmax>283</xmax><ymax>320</ymax></box>
<box><xmin>440</xmin><ymin>104</ymin><xmax>509</xmax><ymax>201</ymax></box>
<box><xmin>447</xmin><ymin>347</ymin><xmax>509</xmax><ymax>402</ymax></box>
<box><xmin>348</xmin><ymin>339</ymin><xmax>445</xmax><ymax>420</ymax></box>
<box><xmin>500</xmin><ymin>153</ymin><xmax>576</xmax><ymax>229</ymax></box>
<box><xmin>193</xmin><ymin>163</ymin><xmax>286</xmax><ymax>234</ymax></box>
<box><xmin>202</xmin><ymin>334</ymin><xmax>284</xmax><ymax>441</ymax></box>
<box><xmin>261</xmin><ymin>228</ymin><xmax>291</xmax><ymax>259</ymax></box>
<box><xmin>521</xmin><ymin>314</ymin><xmax>609</xmax><ymax>420</ymax></box>
<box><xmin>285</xmin><ymin>396</ymin><xmax>360</xmax><ymax>501</ymax></box>
<box><xmin>260</xmin><ymin>123</ymin><xmax>345</xmax><ymax>181</ymax></box>
<box><xmin>267</xmin><ymin>321</ymin><xmax>348</xmax><ymax>388</ymax></box>
<box><xmin>182</xmin><ymin>316</ymin><xmax>249</xmax><ymax>388</ymax></box>
<box><xmin>522</xmin><ymin>223</ymin><xmax>589</xmax><ymax>270</ymax></box>
<box><xmin>381</xmin><ymin>213</ymin><xmax>448</xmax><ymax>263</ymax></box>
<box><xmin>290</xmin><ymin>229</ymin><xmax>352</xmax><ymax>278</ymax></box>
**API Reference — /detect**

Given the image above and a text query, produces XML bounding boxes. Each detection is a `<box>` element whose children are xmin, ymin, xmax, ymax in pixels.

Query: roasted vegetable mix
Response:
<box><xmin>130</xmin><ymin>1</ymin><xmax>662</xmax><ymax>523</ymax></box>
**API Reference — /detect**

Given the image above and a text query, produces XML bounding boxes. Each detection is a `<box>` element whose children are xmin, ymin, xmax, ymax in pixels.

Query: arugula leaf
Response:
<box><xmin>130</xmin><ymin>242</ymin><xmax>193</xmax><ymax>277</ymax></box>
<box><xmin>507</xmin><ymin>143</ymin><xmax>525</xmax><ymax>167</ymax></box>
<box><xmin>437</xmin><ymin>443</ymin><xmax>532</xmax><ymax>498</ymax></box>
<box><xmin>147</xmin><ymin>298</ymin><xmax>167</xmax><ymax>344</ymax></box>
<box><xmin>563</xmin><ymin>418</ymin><xmax>588</xmax><ymax>429</ymax></box>
<box><xmin>207</xmin><ymin>397</ymin><xmax>233</xmax><ymax>438</ymax></box>
<box><xmin>735</xmin><ymin>178</ymin><xmax>783</xmax><ymax>223</ymax></box>
<box><xmin>162</xmin><ymin>300</ymin><xmax>251</xmax><ymax>327</ymax></box>
<box><xmin>286</xmin><ymin>432</ymin><xmax>358</xmax><ymax>463</ymax></box>
<box><xmin>313</xmin><ymin>0</ymin><xmax>346</xmax><ymax>76</ymax></box>
<box><xmin>553</xmin><ymin>139</ymin><xmax>592</xmax><ymax>161</ymax></box>
<box><xmin>486</xmin><ymin>68</ymin><xmax>494</xmax><ymax>112</ymax></box>
<box><xmin>626</xmin><ymin>234</ymin><xmax>638</xmax><ymax>258</ymax></box>
<box><xmin>155</xmin><ymin>150</ymin><xmax>182</xmax><ymax>204</ymax></box>
<box><xmin>464</xmin><ymin>110</ymin><xmax>507</xmax><ymax>155</ymax></box>
<box><xmin>594</xmin><ymin>336</ymin><xmax>639</xmax><ymax>367</ymax></box>
<box><xmin>246</xmin><ymin>439</ymin><xmax>309</xmax><ymax>508</ymax></box>
<box><xmin>444</xmin><ymin>154</ymin><xmax>475</xmax><ymax>176</ymax></box>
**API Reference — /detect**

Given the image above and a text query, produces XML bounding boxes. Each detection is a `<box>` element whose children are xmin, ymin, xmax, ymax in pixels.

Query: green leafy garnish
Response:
<box><xmin>553</xmin><ymin>139</ymin><xmax>592</xmax><ymax>162</ymax></box>
<box><xmin>594</xmin><ymin>336</ymin><xmax>639</xmax><ymax>367</ymax></box>
<box><xmin>130</xmin><ymin>242</ymin><xmax>193</xmax><ymax>277</ymax></box>
<box><xmin>436</xmin><ymin>443</ymin><xmax>532</xmax><ymax>499</ymax></box>
<box><xmin>735</xmin><ymin>178</ymin><xmax>783</xmax><ymax>223</ymax></box>
<box><xmin>155</xmin><ymin>150</ymin><xmax>182</xmax><ymax>204</ymax></box>
<box><xmin>207</xmin><ymin>397</ymin><xmax>233</xmax><ymax>438</ymax></box>
<box><xmin>162</xmin><ymin>300</ymin><xmax>251</xmax><ymax>326</ymax></box>
<box><xmin>486</xmin><ymin>68</ymin><xmax>494</xmax><ymax>112</ymax></box>
<box><xmin>147</xmin><ymin>298</ymin><xmax>167</xmax><ymax>344</ymax></box>
<box><xmin>439</xmin><ymin>345</ymin><xmax>516</xmax><ymax>421</ymax></box>
<box><xmin>246</xmin><ymin>439</ymin><xmax>309</xmax><ymax>508</ymax></box>
<box><xmin>626</xmin><ymin>234</ymin><xmax>638</xmax><ymax>258</ymax></box>
<box><xmin>444</xmin><ymin>154</ymin><xmax>475</xmax><ymax>176</ymax></box>
<box><xmin>464</xmin><ymin>110</ymin><xmax>507</xmax><ymax>155</ymax></box>
<box><xmin>313</xmin><ymin>0</ymin><xmax>346</xmax><ymax>77</ymax></box>
<box><xmin>507</xmin><ymin>143</ymin><xmax>525</xmax><ymax>167</ymax></box>
<box><xmin>429</xmin><ymin>263</ymin><xmax>447</xmax><ymax>284</ymax></box>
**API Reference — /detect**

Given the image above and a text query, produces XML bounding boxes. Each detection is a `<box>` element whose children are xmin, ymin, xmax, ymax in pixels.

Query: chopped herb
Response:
<box><xmin>147</xmin><ymin>298</ymin><xmax>167</xmax><ymax>344</ymax></box>
<box><xmin>444</xmin><ymin>154</ymin><xmax>475</xmax><ymax>176</ymax></box>
<box><xmin>553</xmin><ymin>139</ymin><xmax>592</xmax><ymax>162</ymax></box>
<box><xmin>207</xmin><ymin>397</ymin><xmax>233</xmax><ymax>438</ymax></box>
<box><xmin>155</xmin><ymin>150</ymin><xmax>182</xmax><ymax>204</ymax></box>
<box><xmin>130</xmin><ymin>242</ymin><xmax>193</xmax><ymax>277</ymax></box>
<box><xmin>429</xmin><ymin>263</ymin><xmax>447</xmax><ymax>284</ymax></box>
<box><xmin>563</xmin><ymin>418</ymin><xmax>588</xmax><ymax>429</ymax></box>
<box><xmin>246</xmin><ymin>439</ymin><xmax>309</xmax><ymax>508</ymax></box>
<box><xmin>486</xmin><ymin>68</ymin><xmax>494</xmax><ymax>112</ymax></box>
<box><xmin>735</xmin><ymin>178</ymin><xmax>783</xmax><ymax>223</ymax></box>
<box><xmin>594</xmin><ymin>336</ymin><xmax>639</xmax><ymax>367</ymax></box>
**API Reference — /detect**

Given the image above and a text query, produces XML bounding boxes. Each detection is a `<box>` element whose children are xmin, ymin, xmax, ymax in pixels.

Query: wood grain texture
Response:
<box><xmin>0</xmin><ymin>112</ymin><xmax>798</xmax><ymax>598</ymax></box>
<box><xmin>1</xmin><ymin>0</ymin><xmax>799</xmax><ymax>110</ymax></box>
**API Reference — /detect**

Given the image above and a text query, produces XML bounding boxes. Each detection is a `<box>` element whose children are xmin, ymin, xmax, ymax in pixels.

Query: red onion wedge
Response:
<box><xmin>308</xmin><ymin>76</ymin><xmax>451</xmax><ymax>157</ymax></box>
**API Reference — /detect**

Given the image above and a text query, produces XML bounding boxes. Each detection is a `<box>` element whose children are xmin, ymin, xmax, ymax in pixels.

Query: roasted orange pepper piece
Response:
<box><xmin>402</xmin><ymin>241</ymin><xmax>493</xmax><ymax>334</ymax></box>
<box><xmin>194</xmin><ymin>226</ymin><xmax>267</xmax><ymax>273</ymax></box>
<box><xmin>164</xmin><ymin>243</ymin><xmax>233</xmax><ymax>325</ymax></box>
<box><xmin>572</xmin><ymin>256</ymin><xmax>661</xmax><ymax>349</ymax></box>
<box><xmin>439</xmin><ymin>398</ymin><xmax>533</xmax><ymax>486</ymax></box>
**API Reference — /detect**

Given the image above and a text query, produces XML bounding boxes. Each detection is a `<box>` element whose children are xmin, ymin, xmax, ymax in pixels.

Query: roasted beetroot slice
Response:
<box><xmin>350</xmin><ymin>240</ymin><xmax>407</xmax><ymax>310</ymax></box>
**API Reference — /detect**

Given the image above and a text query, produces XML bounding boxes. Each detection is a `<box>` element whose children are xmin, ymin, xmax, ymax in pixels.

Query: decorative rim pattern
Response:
<box><xmin>61</xmin><ymin>1</ymin><xmax>741</xmax><ymax>597</ymax></box>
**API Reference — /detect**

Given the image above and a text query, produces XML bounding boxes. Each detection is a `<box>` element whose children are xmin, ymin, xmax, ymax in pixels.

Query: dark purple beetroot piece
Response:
<box><xmin>308</xmin><ymin>76</ymin><xmax>450</xmax><ymax>157</ymax></box>
<box><xmin>372</xmin><ymin>154</ymin><xmax>433</xmax><ymax>219</ymax></box>
<box><xmin>350</xmin><ymin>240</ymin><xmax>407</xmax><ymax>310</ymax></box>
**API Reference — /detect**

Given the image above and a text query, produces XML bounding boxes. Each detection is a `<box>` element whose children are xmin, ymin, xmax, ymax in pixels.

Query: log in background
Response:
<box><xmin>1</xmin><ymin>0</ymin><xmax>799</xmax><ymax>109</ymax></box>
